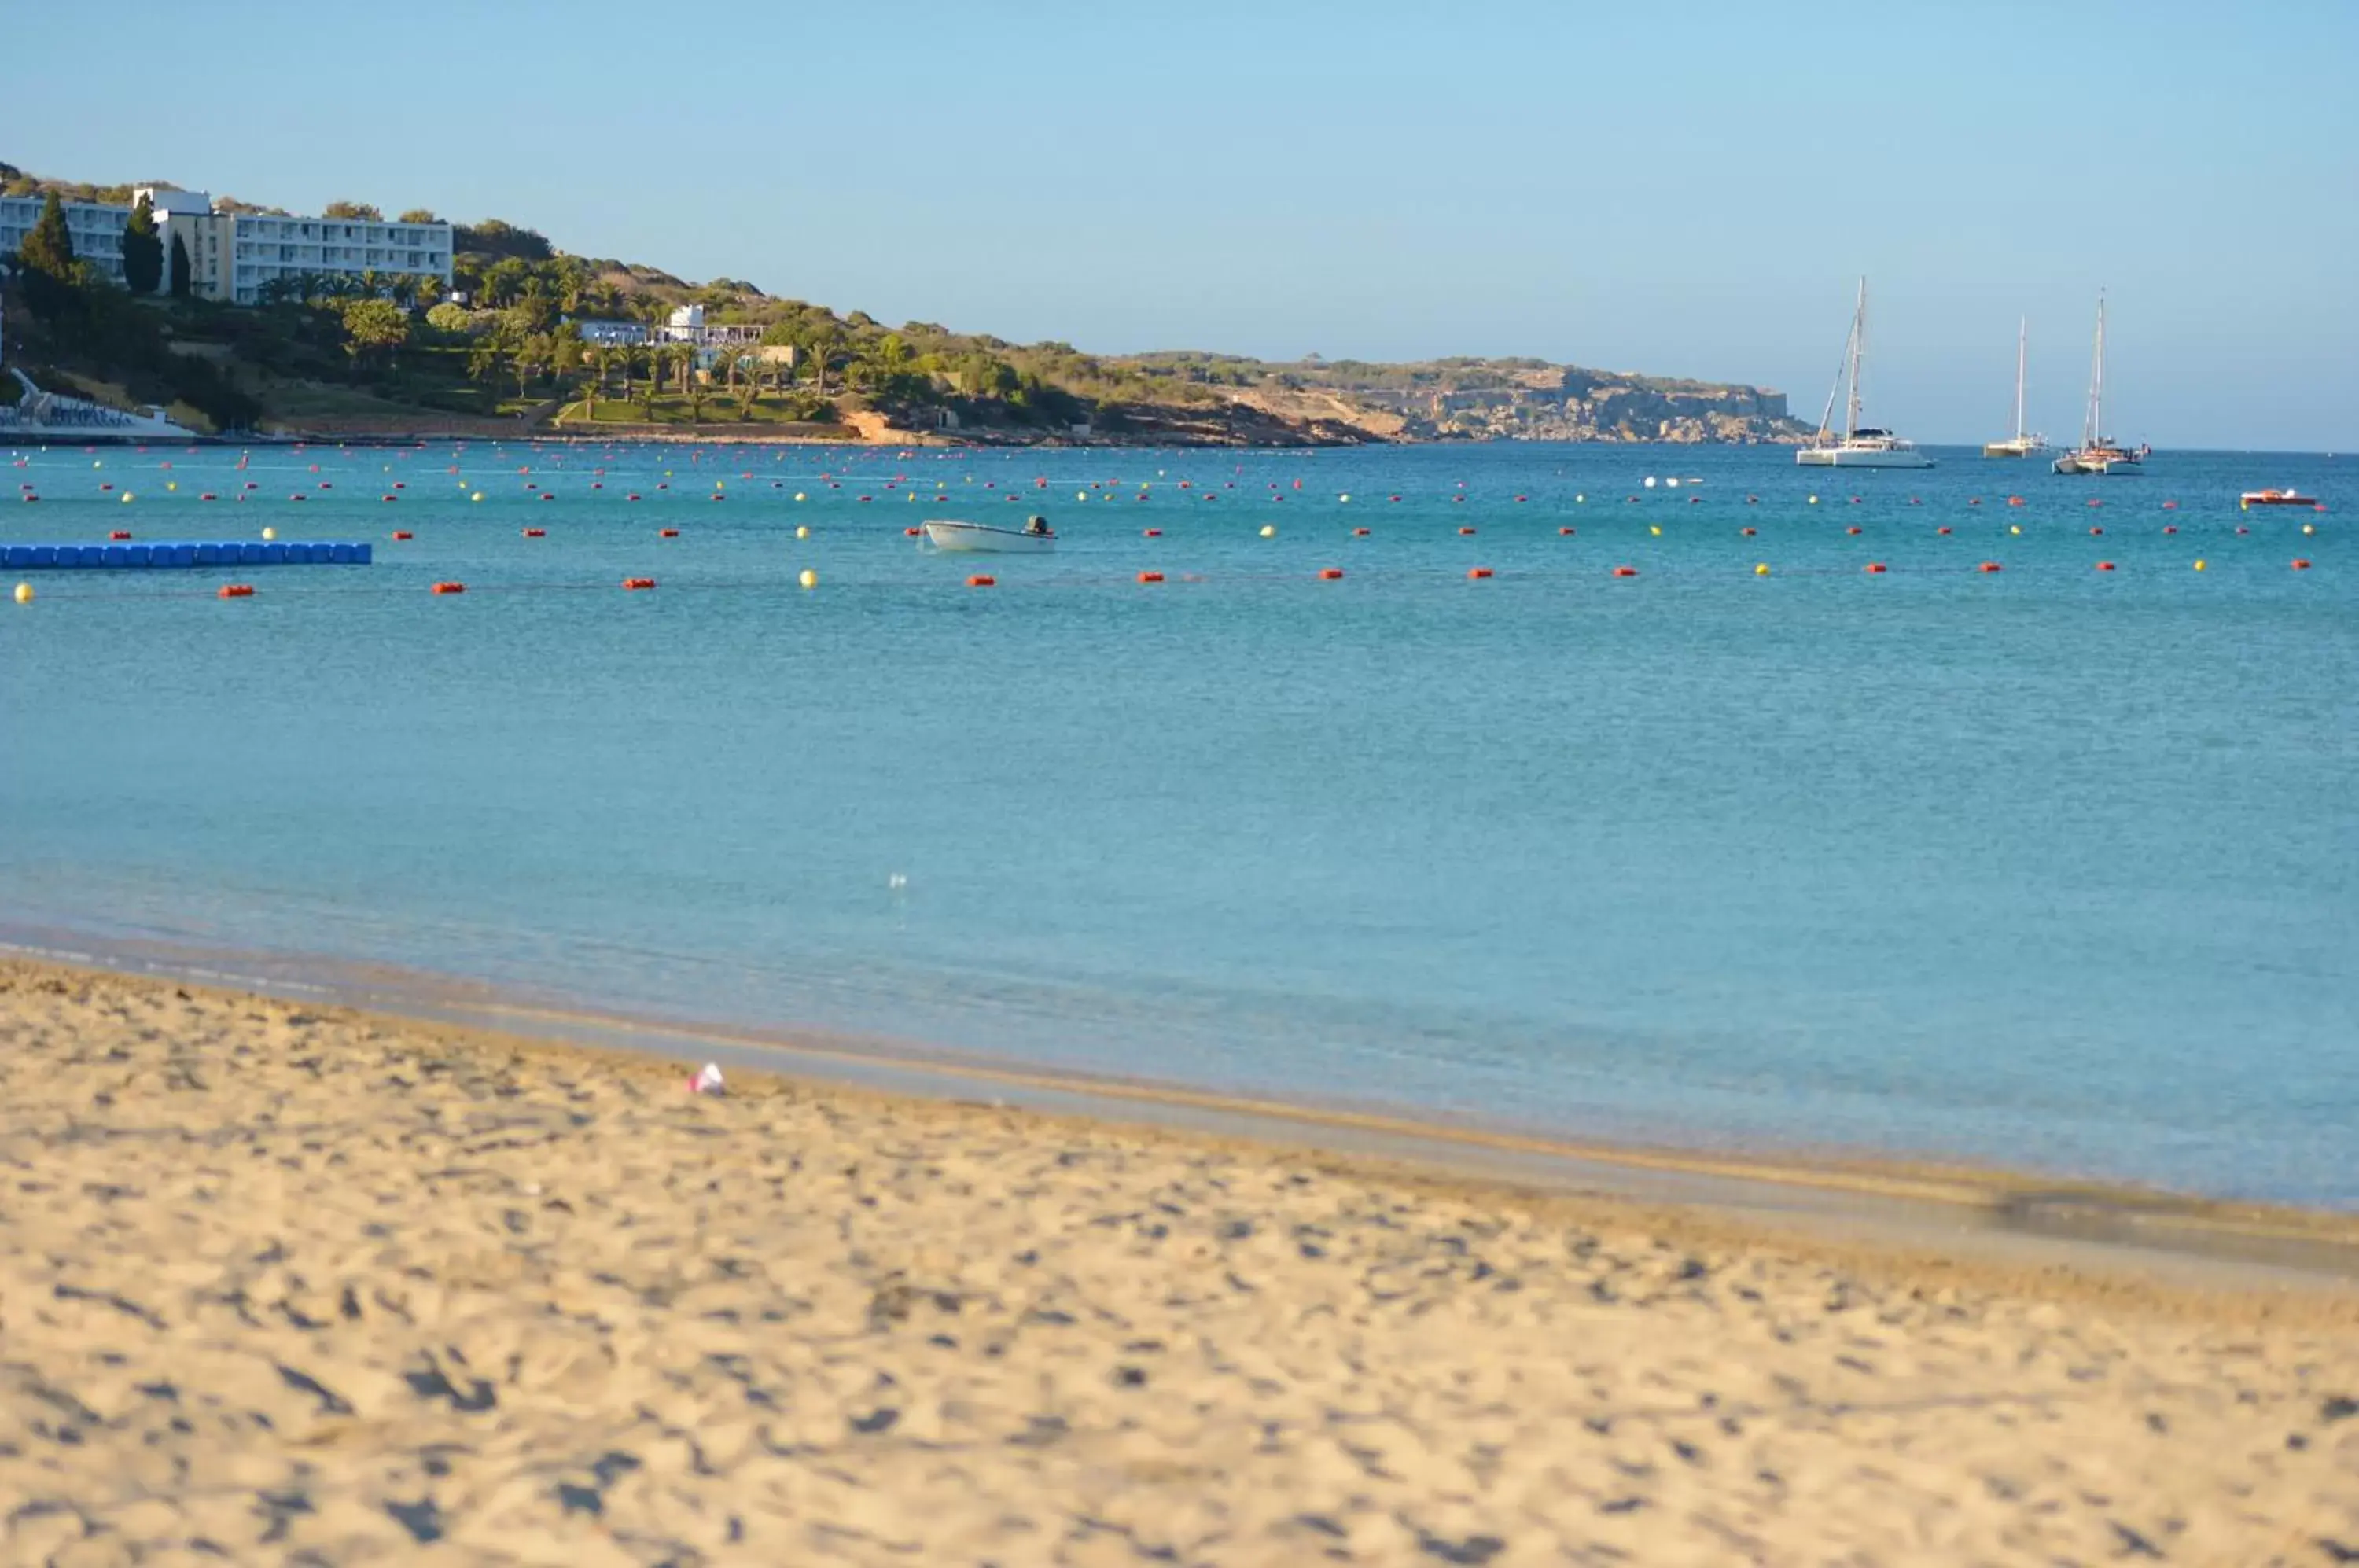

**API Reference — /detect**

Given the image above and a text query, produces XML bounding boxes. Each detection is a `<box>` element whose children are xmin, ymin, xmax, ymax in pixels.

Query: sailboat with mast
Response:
<box><xmin>1796</xmin><ymin>278</ymin><xmax>1934</xmax><ymax>468</ymax></box>
<box><xmin>2052</xmin><ymin>293</ymin><xmax>2147</xmax><ymax>475</ymax></box>
<box><xmin>1982</xmin><ymin>318</ymin><xmax>2047</xmax><ymax>458</ymax></box>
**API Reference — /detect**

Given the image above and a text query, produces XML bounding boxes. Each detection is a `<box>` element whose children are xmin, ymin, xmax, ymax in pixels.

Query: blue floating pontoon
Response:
<box><xmin>2</xmin><ymin>541</ymin><xmax>372</xmax><ymax>570</ymax></box>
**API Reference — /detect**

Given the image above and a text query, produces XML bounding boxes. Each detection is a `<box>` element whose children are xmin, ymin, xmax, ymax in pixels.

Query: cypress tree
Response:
<box><xmin>16</xmin><ymin>192</ymin><xmax>79</xmax><ymax>318</ymax></box>
<box><xmin>122</xmin><ymin>193</ymin><xmax>163</xmax><ymax>293</ymax></box>
<box><xmin>169</xmin><ymin>234</ymin><xmax>192</xmax><ymax>296</ymax></box>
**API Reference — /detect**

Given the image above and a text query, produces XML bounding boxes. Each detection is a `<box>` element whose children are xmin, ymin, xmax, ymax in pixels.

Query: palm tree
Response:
<box><xmin>804</xmin><ymin>322</ymin><xmax>841</xmax><ymax>396</ymax></box>
<box><xmin>585</xmin><ymin>347</ymin><xmax>611</xmax><ymax>418</ymax></box>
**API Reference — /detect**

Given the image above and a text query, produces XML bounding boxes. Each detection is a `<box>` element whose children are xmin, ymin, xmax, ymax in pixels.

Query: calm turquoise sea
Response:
<box><xmin>5</xmin><ymin>439</ymin><xmax>2353</xmax><ymax>1203</ymax></box>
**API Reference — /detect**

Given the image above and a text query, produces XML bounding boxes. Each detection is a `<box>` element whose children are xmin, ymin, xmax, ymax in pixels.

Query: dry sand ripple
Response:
<box><xmin>2</xmin><ymin>959</ymin><xmax>2355</xmax><ymax>1565</ymax></box>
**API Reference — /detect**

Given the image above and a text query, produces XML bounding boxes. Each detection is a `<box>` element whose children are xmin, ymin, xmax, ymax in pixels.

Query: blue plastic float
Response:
<box><xmin>2</xmin><ymin>541</ymin><xmax>372</xmax><ymax>569</ymax></box>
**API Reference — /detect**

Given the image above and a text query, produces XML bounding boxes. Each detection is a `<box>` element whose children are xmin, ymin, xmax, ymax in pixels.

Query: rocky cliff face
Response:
<box><xmin>1343</xmin><ymin>364</ymin><xmax>1809</xmax><ymax>444</ymax></box>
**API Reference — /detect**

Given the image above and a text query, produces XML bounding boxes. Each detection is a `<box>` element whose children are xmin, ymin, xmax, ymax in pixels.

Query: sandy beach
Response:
<box><xmin>2</xmin><ymin>959</ymin><xmax>2354</xmax><ymax>1566</ymax></box>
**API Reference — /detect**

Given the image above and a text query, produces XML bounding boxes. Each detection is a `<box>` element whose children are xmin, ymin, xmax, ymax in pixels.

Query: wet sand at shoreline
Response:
<box><xmin>3</xmin><ymin>958</ymin><xmax>2355</xmax><ymax>1565</ymax></box>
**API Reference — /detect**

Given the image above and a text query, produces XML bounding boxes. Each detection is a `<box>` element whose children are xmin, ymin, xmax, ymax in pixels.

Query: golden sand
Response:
<box><xmin>2</xmin><ymin>959</ymin><xmax>2354</xmax><ymax>1565</ymax></box>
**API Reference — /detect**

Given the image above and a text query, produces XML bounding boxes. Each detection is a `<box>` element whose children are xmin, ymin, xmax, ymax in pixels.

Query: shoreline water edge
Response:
<box><xmin>2</xmin><ymin>954</ymin><xmax>2356</xmax><ymax>1562</ymax></box>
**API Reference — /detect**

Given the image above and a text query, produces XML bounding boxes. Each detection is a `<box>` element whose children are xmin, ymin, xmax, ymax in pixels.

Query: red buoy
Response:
<box><xmin>1611</xmin><ymin>565</ymin><xmax>1637</xmax><ymax>577</ymax></box>
<box><xmin>2292</xmin><ymin>558</ymin><xmax>2313</xmax><ymax>570</ymax></box>
<box><xmin>392</xmin><ymin>530</ymin><xmax>413</xmax><ymax>540</ymax></box>
<box><xmin>1317</xmin><ymin>568</ymin><xmax>1344</xmax><ymax>580</ymax></box>
<box><xmin>660</xmin><ymin>528</ymin><xmax>679</xmax><ymax>538</ymax></box>
<box><xmin>1139</xmin><ymin>571</ymin><xmax>1165</xmax><ymax>583</ymax></box>
<box><xmin>216</xmin><ymin>583</ymin><xmax>254</xmax><ymax>598</ymax></box>
<box><xmin>522</xmin><ymin>528</ymin><xmax>546</xmax><ymax>538</ymax></box>
<box><xmin>1467</xmin><ymin>567</ymin><xmax>1494</xmax><ymax>580</ymax></box>
<box><xmin>1978</xmin><ymin>561</ymin><xmax>2003</xmax><ymax>573</ymax></box>
<box><xmin>1458</xmin><ymin>526</ymin><xmax>1477</xmax><ymax>536</ymax></box>
<box><xmin>966</xmin><ymin>575</ymin><xmax>995</xmax><ymax>587</ymax></box>
<box><xmin>1864</xmin><ymin>562</ymin><xmax>1888</xmax><ymax>573</ymax></box>
<box><xmin>432</xmin><ymin>581</ymin><xmax>466</xmax><ymax>594</ymax></box>
<box><xmin>622</xmin><ymin>577</ymin><xmax>657</xmax><ymax>591</ymax></box>
<box><xmin>2096</xmin><ymin>561</ymin><xmax>2116</xmax><ymax>572</ymax></box>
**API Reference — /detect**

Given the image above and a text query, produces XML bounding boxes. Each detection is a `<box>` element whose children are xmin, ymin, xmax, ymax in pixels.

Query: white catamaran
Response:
<box><xmin>1796</xmin><ymin>278</ymin><xmax>1935</xmax><ymax>469</ymax></box>
<box><xmin>1982</xmin><ymin>318</ymin><xmax>2048</xmax><ymax>458</ymax></box>
<box><xmin>2052</xmin><ymin>293</ymin><xmax>2147</xmax><ymax>476</ymax></box>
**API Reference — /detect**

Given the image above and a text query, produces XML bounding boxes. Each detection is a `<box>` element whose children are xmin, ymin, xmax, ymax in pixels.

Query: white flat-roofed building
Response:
<box><xmin>7</xmin><ymin>186</ymin><xmax>456</xmax><ymax>306</ymax></box>
<box><xmin>575</xmin><ymin>319</ymin><xmax>650</xmax><ymax>346</ymax></box>
<box><xmin>217</xmin><ymin>209</ymin><xmax>453</xmax><ymax>304</ymax></box>
<box><xmin>0</xmin><ymin>194</ymin><xmax>132</xmax><ymax>283</ymax></box>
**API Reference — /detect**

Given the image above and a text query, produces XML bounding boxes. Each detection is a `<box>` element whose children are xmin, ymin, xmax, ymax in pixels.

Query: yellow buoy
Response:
<box><xmin>1339</xmin><ymin>493</ymin><xmax>1351</xmax><ymax>503</ymax></box>
<box><xmin>2009</xmin><ymin>524</ymin><xmax>2022</xmax><ymax>535</ymax></box>
<box><xmin>798</xmin><ymin>568</ymin><xmax>817</xmax><ymax>590</ymax></box>
<box><xmin>2194</xmin><ymin>558</ymin><xmax>2206</xmax><ymax>571</ymax></box>
<box><xmin>1808</xmin><ymin>495</ymin><xmax>1820</xmax><ymax>505</ymax></box>
<box><xmin>1649</xmin><ymin>525</ymin><xmax>1662</xmax><ymax>536</ymax></box>
<box><xmin>795</xmin><ymin>525</ymin><xmax>810</xmax><ymax>540</ymax></box>
<box><xmin>1260</xmin><ymin>524</ymin><xmax>1275</xmax><ymax>538</ymax></box>
<box><xmin>166</xmin><ymin>482</ymin><xmax>176</xmax><ymax>491</ymax></box>
<box><xmin>794</xmin><ymin>491</ymin><xmax>806</xmax><ymax>502</ymax></box>
<box><xmin>13</xmin><ymin>583</ymin><xmax>32</xmax><ymax>604</ymax></box>
<box><xmin>2303</xmin><ymin>523</ymin><xmax>2317</xmax><ymax>535</ymax></box>
<box><xmin>1754</xmin><ymin>563</ymin><xmax>1770</xmax><ymax>576</ymax></box>
<box><xmin>121</xmin><ymin>492</ymin><xmax>134</xmax><ymax>503</ymax></box>
<box><xmin>471</xmin><ymin>491</ymin><xmax>484</xmax><ymax>502</ymax></box>
<box><xmin>1077</xmin><ymin>491</ymin><xmax>1088</xmax><ymax>502</ymax></box>
<box><xmin>1575</xmin><ymin>494</ymin><xmax>1585</xmax><ymax>503</ymax></box>
<box><xmin>261</xmin><ymin>526</ymin><xmax>276</xmax><ymax>541</ymax></box>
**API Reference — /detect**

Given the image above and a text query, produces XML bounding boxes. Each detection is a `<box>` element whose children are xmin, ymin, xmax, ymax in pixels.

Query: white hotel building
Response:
<box><xmin>1</xmin><ymin>186</ymin><xmax>453</xmax><ymax>305</ymax></box>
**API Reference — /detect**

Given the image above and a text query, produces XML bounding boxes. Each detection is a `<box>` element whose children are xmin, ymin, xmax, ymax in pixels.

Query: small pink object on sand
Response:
<box><xmin>687</xmin><ymin>1063</ymin><xmax>725</xmax><ymax>1095</ymax></box>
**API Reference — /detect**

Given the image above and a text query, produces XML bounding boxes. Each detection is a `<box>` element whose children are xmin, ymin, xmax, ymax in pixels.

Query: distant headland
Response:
<box><xmin>2</xmin><ymin>164</ymin><xmax>1808</xmax><ymax>447</ymax></box>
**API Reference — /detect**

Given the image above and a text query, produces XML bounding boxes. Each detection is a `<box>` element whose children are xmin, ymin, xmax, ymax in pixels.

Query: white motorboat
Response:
<box><xmin>922</xmin><ymin>517</ymin><xmax>1056</xmax><ymax>553</ymax></box>
<box><xmin>1796</xmin><ymin>278</ymin><xmax>1936</xmax><ymax>469</ymax></box>
<box><xmin>2052</xmin><ymin>293</ymin><xmax>2147</xmax><ymax>476</ymax></box>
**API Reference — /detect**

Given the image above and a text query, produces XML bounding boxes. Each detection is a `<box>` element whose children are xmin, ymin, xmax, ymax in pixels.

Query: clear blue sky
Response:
<box><xmin>11</xmin><ymin>0</ymin><xmax>2355</xmax><ymax>447</ymax></box>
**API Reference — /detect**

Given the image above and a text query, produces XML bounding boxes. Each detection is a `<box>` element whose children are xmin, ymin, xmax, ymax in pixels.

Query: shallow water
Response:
<box><xmin>5</xmin><ymin>438</ymin><xmax>2354</xmax><ymax>1203</ymax></box>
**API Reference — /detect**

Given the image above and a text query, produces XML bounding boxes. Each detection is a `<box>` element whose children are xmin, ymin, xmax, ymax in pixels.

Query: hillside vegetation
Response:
<box><xmin>2</xmin><ymin>164</ymin><xmax>1807</xmax><ymax>445</ymax></box>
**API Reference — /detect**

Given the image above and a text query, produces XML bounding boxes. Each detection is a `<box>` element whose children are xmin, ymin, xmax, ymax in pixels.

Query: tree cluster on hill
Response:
<box><xmin>0</xmin><ymin>191</ymin><xmax>261</xmax><ymax>430</ymax></box>
<box><xmin>2</xmin><ymin>162</ymin><xmax>1802</xmax><ymax>443</ymax></box>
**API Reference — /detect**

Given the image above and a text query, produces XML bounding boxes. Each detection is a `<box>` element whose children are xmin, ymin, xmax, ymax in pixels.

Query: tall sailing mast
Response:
<box><xmin>2011</xmin><ymin>318</ymin><xmax>2027</xmax><ymax>443</ymax></box>
<box><xmin>2082</xmin><ymin>292</ymin><xmax>2107</xmax><ymax>448</ymax></box>
<box><xmin>1846</xmin><ymin>277</ymin><xmax>1867</xmax><ymax>439</ymax></box>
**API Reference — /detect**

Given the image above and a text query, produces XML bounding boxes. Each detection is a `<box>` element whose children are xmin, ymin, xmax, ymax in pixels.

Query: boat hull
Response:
<box><xmin>1796</xmin><ymin>447</ymin><xmax>1937</xmax><ymax>469</ymax></box>
<box><xmin>2052</xmin><ymin>454</ymin><xmax>2144</xmax><ymax>476</ymax></box>
<box><xmin>922</xmin><ymin>520</ymin><xmax>1055</xmax><ymax>554</ymax></box>
<box><xmin>1982</xmin><ymin>440</ymin><xmax>2046</xmax><ymax>458</ymax></box>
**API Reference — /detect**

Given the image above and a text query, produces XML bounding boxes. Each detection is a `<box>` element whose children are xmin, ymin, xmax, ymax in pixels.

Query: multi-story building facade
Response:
<box><xmin>0</xmin><ymin>194</ymin><xmax>133</xmax><ymax>283</ymax></box>
<box><xmin>0</xmin><ymin>186</ymin><xmax>452</xmax><ymax>306</ymax></box>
